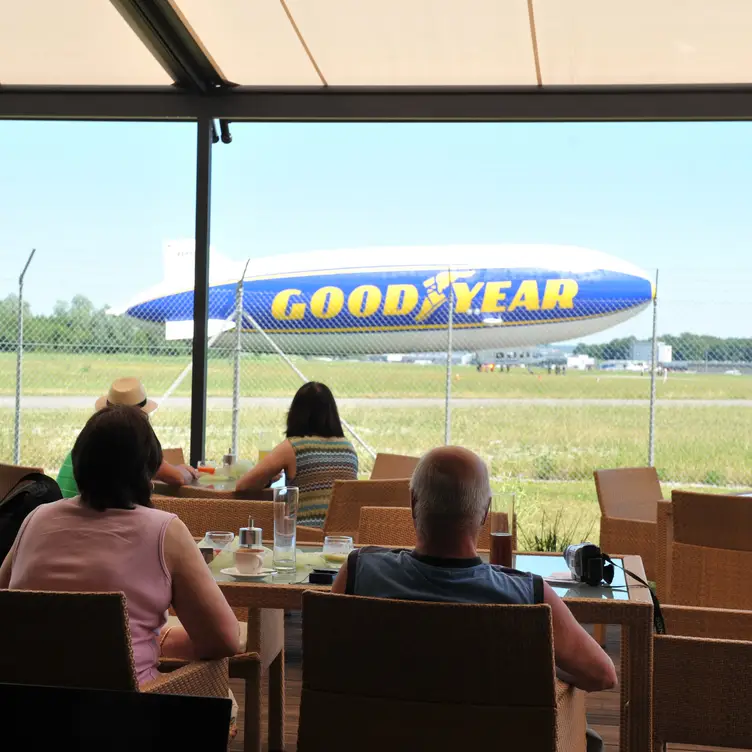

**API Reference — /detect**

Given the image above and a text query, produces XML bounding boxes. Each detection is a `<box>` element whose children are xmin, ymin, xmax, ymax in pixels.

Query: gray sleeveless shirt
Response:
<box><xmin>346</xmin><ymin>547</ymin><xmax>543</xmax><ymax>605</ymax></box>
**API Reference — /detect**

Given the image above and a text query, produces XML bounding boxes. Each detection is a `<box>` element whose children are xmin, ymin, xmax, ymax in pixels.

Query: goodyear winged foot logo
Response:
<box><xmin>415</xmin><ymin>270</ymin><xmax>477</xmax><ymax>322</ymax></box>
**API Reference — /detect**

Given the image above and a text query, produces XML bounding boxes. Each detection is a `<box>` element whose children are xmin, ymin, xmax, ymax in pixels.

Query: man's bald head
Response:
<box><xmin>410</xmin><ymin>446</ymin><xmax>491</xmax><ymax>537</ymax></box>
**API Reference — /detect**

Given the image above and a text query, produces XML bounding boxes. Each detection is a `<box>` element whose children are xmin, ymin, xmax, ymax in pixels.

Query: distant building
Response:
<box><xmin>567</xmin><ymin>354</ymin><xmax>595</xmax><ymax>370</ymax></box>
<box><xmin>631</xmin><ymin>340</ymin><xmax>673</xmax><ymax>364</ymax></box>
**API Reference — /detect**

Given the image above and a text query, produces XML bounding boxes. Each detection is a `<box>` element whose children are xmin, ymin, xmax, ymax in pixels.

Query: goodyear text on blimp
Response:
<box><xmin>271</xmin><ymin>274</ymin><xmax>579</xmax><ymax>322</ymax></box>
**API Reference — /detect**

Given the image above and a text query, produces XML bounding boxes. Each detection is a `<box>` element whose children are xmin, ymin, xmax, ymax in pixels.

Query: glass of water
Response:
<box><xmin>273</xmin><ymin>487</ymin><xmax>299</xmax><ymax>572</ymax></box>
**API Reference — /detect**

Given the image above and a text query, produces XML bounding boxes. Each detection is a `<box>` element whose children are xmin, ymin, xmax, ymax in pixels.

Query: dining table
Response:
<box><xmin>154</xmin><ymin>475</ymin><xmax>274</xmax><ymax>501</ymax></box>
<box><xmin>212</xmin><ymin>547</ymin><xmax>653</xmax><ymax>752</ymax></box>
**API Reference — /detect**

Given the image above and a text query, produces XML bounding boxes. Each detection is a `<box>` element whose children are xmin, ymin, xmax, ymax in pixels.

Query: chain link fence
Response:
<box><xmin>3</xmin><ymin>259</ymin><xmax>752</xmax><ymax>537</ymax></box>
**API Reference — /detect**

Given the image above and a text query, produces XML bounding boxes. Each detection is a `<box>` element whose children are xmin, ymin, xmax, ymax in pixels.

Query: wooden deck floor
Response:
<box><xmin>228</xmin><ymin>615</ymin><xmax>735</xmax><ymax>752</ymax></box>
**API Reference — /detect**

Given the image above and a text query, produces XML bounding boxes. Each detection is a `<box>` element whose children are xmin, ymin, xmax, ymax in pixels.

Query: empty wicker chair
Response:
<box><xmin>161</xmin><ymin>447</ymin><xmax>185</xmax><ymax>466</ymax></box>
<box><xmin>151</xmin><ymin>495</ymin><xmax>323</xmax><ymax>544</ymax></box>
<box><xmin>369</xmin><ymin>452</ymin><xmax>419</xmax><ymax>480</ymax></box>
<box><xmin>0</xmin><ymin>590</ymin><xmax>228</xmax><ymax>698</ymax></box>
<box><xmin>324</xmin><ymin>479</ymin><xmax>411</xmax><ymax>540</ymax></box>
<box><xmin>654</xmin><ymin>604</ymin><xmax>752</xmax><ymax>751</ymax></box>
<box><xmin>657</xmin><ymin>490</ymin><xmax>752</xmax><ymax>609</ymax></box>
<box><xmin>0</xmin><ymin>462</ymin><xmax>44</xmax><ymax>499</ymax></box>
<box><xmin>298</xmin><ymin>591</ymin><xmax>585</xmax><ymax>751</ymax></box>
<box><xmin>152</xmin><ymin>494</ymin><xmax>315</xmax><ymax>752</ymax></box>
<box><xmin>358</xmin><ymin>505</ymin><xmax>495</xmax><ymax>551</ymax></box>
<box><xmin>593</xmin><ymin>467</ymin><xmax>662</xmax><ymax>581</ymax></box>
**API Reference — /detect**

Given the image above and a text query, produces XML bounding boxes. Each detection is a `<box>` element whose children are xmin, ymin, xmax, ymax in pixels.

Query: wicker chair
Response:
<box><xmin>656</xmin><ymin>490</ymin><xmax>752</xmax><ymax>609</ymax></box>
<box><xmin>0</xmin><ymin>590</ymin><xmax>229</xmax><ymax>698</ymax></box>
<box><xmin>0</xmin><ymin>462</ymin><xmax>45</xmax><ymax>499</ymax></box>
<box><xmin>152</xmin><ymin>494</ymin><xmax>311</xmax><ymax>752</ymax></box>
<box><xmin>358</xmin><ymin>505</ymin><xmax>501</xmax><ymax>551</ymax></box>
<box><xmin>161</xmin><ymin>447</ymin><xmax>185</xmax><ymax>466</ymax></box>
<box><xmin>654</xmin><ymin>604</ymin><xmax>752</xmax><ymax>751</ymax></box>
<box><xmin>369</xmin><ymin>452</ymin><xmax>419</xmax><ymax>480</ymax></box>
<box><xmin>324</xmin><ymin>479</ymin><xmax>411</xmax><ymax>540</ymax></box>
<box><xmin>298</xmin><ymin>592</ymin><xmax>585</xmax><ymax>751</ymax></box>
<box><xmin>151</xmin><ymin>494</ymin><xmax>323</xmax><ymax>544</ymax></box>
<box><xmin>593</xmin><ymin>467</ymin><xmax>662</xmax><ymax>581</ymax></box>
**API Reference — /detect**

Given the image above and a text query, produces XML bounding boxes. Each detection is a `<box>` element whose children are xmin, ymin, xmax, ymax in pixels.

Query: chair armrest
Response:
<box><xmin>662</xmin><ymin>605</ymin><xmax>752</xmax><ymax>641</ymax></box>
<box><xmin>142</xmin><ymin>658</ymin><xmax>229</xmax><ymax>698</ymax></box>
<box><xmin>554</xmin><ymin>680</ymin><xmax>586</xmax><ymax>752</ymax></box>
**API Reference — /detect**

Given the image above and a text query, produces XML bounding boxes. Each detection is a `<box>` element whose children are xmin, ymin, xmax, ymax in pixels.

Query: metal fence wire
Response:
<box><xmin>3</xmin><ymin>261</ymin><xmax>752</xmax><ymax>517</ymax></box>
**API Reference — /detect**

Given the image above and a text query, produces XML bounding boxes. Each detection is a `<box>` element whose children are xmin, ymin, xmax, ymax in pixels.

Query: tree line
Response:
<box><xmin>2</xmin><ymin>294</ymin><xmax>749</xmax><ymax>362</ymax></box>
<box><xmin>574</xmin><ymin>335</ymin><xmax>752</xmax><ymax>363</ymax></box>
<box><xmin>0</xmin><ymin>294</ymin><xmax>191</xmax><ymax>356</ymax></box>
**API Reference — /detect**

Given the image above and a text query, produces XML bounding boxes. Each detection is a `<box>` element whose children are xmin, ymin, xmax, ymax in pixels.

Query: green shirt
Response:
<box><xmin>56</xmin><ymin>451</ymin><xmax>79</xmax><ymax>498</ymax></box>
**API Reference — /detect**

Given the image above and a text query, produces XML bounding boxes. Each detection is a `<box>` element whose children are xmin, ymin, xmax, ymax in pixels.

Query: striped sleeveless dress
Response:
<box><xmin>288</xmin><ymin>436</ymin><xmax>358</xmax><ymax>528</ymax></box>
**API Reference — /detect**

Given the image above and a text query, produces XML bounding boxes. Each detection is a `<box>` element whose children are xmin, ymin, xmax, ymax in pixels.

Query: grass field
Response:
<box><xmin>2</xmin><ymin>351</ymin><xmax>750</xmax><ymax>543</ymax></box>
<box><xmin>3</xmin><ymin>350</ymin><xmax>752</xmax><ymax>400</ymax></box>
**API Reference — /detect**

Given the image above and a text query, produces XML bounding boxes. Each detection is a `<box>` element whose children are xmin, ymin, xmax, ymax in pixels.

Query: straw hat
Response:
<box><xmin>95</xmin><ymin>377</ymin><xmax>157</xmax><ymax>414</ymax></box>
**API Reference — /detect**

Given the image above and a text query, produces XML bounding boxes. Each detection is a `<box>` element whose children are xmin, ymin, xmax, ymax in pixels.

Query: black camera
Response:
<box><xmin>564</xmin><ymin>543</ymin><xmax>614</xmax><ymax>587</ymax></box>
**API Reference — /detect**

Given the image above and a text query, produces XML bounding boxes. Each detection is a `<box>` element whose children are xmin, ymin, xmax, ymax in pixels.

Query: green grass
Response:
<box><xmin>2</xmin><ymin>350</ymin><xmax>752</xmax><ymax>400</ymax></box>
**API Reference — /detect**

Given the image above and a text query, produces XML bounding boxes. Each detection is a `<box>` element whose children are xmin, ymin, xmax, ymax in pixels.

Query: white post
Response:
<box><xmin>444</xmin><ymin>268</ymin><xmax>454</xmax><ymax>445</ymax></box>
<box><xmin>231</xmin><ymin>261</ymin><xmax>250</xmax><ymax>457</ymax></box>
<box><xmin>648</xmin><ymin>270</ymin><xmax>659</xmax><ymax>467</ymax></box>
<box><xmin>14</xmin><ymin>249</ymin><xmax>35</xmax><ymax>464</ymax></box>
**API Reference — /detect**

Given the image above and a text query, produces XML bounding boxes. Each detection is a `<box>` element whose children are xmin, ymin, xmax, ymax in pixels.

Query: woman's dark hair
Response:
<box><xmin>285</xmin><ymin>382</ymin><xmax>344</xmax><ymax>439</ymax></box>
<box><xmin>72</xmin><ymin>405</ymin><xmax>163</xmax><ymax>511</ymax></box>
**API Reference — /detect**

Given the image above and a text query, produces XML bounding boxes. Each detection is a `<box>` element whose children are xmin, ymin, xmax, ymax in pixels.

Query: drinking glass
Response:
<box><xmin>273</xmin><ymin>487</ymin><xmax>299</xmax><ymax>572</ymax></box>
<box><xmin>489</xmin><ymin>494</ymin><xmax>515</xmax><ymax>568</ymax></box>
<box><xmin>322</xmin><ymin>535</ymin><xmax>353</xmax><ymax>566</ymax></box>
<box><xmin>206</xmin><ymin>531</ymin><xmax>235</xmax><ymax>556</ymax></box>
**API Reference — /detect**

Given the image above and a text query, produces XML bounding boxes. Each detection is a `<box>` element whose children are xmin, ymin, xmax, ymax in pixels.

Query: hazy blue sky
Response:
<box><xmin>1</xmin><ymin>120</ymin><xmax>750</xmax><ymax>342</ymax></box>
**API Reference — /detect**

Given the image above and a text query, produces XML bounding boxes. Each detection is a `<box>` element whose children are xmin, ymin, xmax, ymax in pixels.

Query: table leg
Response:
<box><xmin>624</xmin><ymin>618</ymin><xmax>653</xmax><ymax>751</ymax></box>
<box><xmin>268</xmin><ymin>646</ymin><xmax>286</xmax><ymax>751</ymax></box>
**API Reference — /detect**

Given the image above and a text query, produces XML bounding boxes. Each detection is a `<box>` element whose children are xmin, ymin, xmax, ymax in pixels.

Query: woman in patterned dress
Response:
<box><xmin>236</xmin><ymin>383</ymin><xmax>358</xmax><ymax>527</ymax></box>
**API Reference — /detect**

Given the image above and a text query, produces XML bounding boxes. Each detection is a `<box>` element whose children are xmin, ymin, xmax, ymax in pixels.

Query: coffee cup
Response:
<box><xmin>235</xmin><ymin>547</ymin><xmax>265</xmax><ymax>575</ymax></box>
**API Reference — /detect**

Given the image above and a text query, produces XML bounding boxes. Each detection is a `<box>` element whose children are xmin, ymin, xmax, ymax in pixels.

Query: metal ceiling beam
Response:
<box><xmin>111</xmin><ymin>0</ymin><xmax>230</xmax><ymax>92</ymax></box>
<box><xmin>3</xmin><ymin>85</ymin><xmax>752</xmax><ymax>122</ymax></box>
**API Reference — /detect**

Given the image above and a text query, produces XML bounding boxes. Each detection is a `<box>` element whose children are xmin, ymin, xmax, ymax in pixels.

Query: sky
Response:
<box><xmin>1</xmin><ymin>120</ymin><xmax>751</xmax><ymax>343</ymax></box>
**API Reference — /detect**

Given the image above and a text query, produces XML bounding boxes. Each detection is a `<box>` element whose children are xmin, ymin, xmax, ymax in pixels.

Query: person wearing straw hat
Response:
<box><xmin>55</xmin><ymin>377</ymin><xmax>199</xmax><ymax>498</ymax></box>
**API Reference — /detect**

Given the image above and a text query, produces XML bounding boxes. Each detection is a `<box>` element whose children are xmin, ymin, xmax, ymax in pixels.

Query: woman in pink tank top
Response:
<box><xmin>0</xmin><ymin>406</ymin><xmax>240</xmax><ymax>686</ymax></box>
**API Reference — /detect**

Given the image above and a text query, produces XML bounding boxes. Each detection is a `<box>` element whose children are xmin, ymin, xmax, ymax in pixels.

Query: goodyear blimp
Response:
<box><xmin>120</xmin><ymin>242</ymin><xmax>654</xmax><ymax>355</ymax></box>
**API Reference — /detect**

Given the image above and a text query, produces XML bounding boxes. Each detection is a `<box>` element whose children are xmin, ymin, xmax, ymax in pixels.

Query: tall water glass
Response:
<box><xmin>273</xmin><ymin>486</ymin><xmax>299</xmax><ymax>572</ymax></box>
<box><xmin>489</xmin><ymin>493</ymin><xmax>515</xmax><ymax>568</ymax></box>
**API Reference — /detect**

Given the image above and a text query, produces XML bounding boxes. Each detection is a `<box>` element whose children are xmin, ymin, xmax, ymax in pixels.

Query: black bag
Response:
<box><xmin>0</xmin><ymin>473</ymin><xmax>62</xmax><ymax>562</ymax></box>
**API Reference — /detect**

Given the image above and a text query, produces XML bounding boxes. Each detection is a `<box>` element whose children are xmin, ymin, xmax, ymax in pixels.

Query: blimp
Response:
<box><xmin>118</xmin><ymin>241</ymin><xmax>654</xmax><ymax>355</ymax></box>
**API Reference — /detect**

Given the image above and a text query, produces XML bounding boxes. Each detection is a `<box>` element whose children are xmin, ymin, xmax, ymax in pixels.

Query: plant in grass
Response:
<box><xmin>518</xmin><ymin>508</ymin><xmax>596</xmax><ymax>553</ymax></box>
<box><xmin>703</xmin><ymin>469</ymin><xmax>726</xmax><ymax>486</ymax></box>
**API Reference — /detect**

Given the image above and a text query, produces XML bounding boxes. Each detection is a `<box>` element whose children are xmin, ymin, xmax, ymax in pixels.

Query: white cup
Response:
<box><xmin>235</xmin><ymin>548</ymin><xmax>265</xmax><ymax>575</ymax></box>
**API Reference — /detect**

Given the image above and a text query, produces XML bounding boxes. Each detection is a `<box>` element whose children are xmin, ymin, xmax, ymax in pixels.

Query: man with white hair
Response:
<box><xmin>332</xmin><ymin>446</ymin><xmax>615</xmax><ymax>750</ymax></box>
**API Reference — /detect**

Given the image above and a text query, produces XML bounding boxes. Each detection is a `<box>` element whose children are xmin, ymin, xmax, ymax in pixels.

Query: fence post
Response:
<box><xmin>444</xmin><ymin>269</ymin><xmax>454</xmax><ymax>445</ymax></box>
<box><xmin>648</xmin><ymin>269</ymin><xmax>659</xmax><ymax>467</ymax></box>
<box><xmin>230</xmin><ymin>261</ymin><xmax>249</xmax><ymax>457</ymax></box>
<box><xmin>14</xmin><ymin>249</ymin><xmax>36</xmax><ymax>465</ymax></box>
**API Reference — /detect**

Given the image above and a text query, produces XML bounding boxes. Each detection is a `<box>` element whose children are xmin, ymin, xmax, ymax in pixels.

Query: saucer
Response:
<box><xmin>220</xmin><ymin>567</ymin><xmax>276</xmax><ymax>581</ymax></box>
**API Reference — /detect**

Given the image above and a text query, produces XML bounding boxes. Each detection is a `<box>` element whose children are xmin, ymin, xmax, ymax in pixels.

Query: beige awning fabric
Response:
<box><xmin>0</xmin><ymin>0</ymin><xmax>171</xmax><ymax>85</ymax></box>
<box><xmin>1</xmin><ymin>0</ymin><xmax>751</xmax><ymax>88</ymax></box>
<box><xmin>535</xmin><ymin>0</ymin><xmax>752</xmax><ymax>85</ymax></box>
